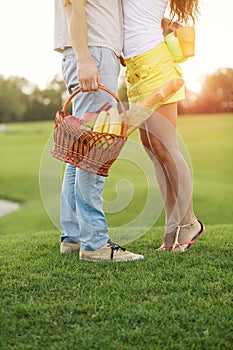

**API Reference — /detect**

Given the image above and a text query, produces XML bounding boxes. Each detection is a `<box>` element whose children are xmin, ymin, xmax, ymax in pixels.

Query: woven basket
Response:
<box><xmin>51</xmin><ymin>86</ymin><xmax>127</xmax><ymax>177</ymax></box>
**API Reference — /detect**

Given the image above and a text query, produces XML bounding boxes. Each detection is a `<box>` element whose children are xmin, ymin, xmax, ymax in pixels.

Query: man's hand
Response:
<box><xmin>78</xmin><ymin>60</ymin><xmax>103</xmax><ymax>92</ymax></box>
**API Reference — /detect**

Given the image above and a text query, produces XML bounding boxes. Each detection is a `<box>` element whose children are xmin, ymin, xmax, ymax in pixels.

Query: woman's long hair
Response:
<box><xmin>169</xmin><ymin>0</ymin><xmax>200</xmax><ymax>24</ymax></box>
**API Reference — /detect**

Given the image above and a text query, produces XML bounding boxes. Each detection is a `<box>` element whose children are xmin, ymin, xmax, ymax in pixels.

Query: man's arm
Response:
<box><xmin>65</xmin><ymin>0</ymin><xmax>102</xmax><ymax>91</ymax></box>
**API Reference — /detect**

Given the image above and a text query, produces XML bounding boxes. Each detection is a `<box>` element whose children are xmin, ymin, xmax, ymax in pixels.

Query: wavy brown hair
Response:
<box><xmin>169</xmin><ymin>0</ymin><xmax>200</xmax><ymax>24</ymax></box>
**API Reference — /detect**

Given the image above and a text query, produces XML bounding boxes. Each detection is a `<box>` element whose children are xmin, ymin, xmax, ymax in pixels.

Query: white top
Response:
<box><xmin>123</xmin><ymin>0</ymin><xmax>168</xmax><ymax>58</ymax></box>
<box><xmin>54</xmin><ymin>0</ymin><xmax>123</xmax><ymax>57</ymax></box>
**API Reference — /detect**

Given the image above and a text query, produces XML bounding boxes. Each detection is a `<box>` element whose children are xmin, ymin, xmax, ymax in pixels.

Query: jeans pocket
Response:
<box><xmin>62</xmin><ymin>54</ymin><xmax>78</xmax><ymax>93</ymax></box>
<box><xmin>89</xmin><ymin>47</ymin><xmax>103</xmax><ymax>71</ymax></box>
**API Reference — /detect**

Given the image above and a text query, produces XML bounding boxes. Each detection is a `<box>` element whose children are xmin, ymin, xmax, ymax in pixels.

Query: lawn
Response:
<box><xmin>0</xmin><ymin>114</ymin><xmax>232</xmax><ymax>235</ymax></box>
<box><xmin>0</xmin><ymin>114</ymin><xmax>233</xmax><ymax>349</ymax></box>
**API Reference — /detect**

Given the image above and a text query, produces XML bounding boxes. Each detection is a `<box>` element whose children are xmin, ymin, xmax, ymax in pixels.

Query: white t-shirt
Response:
<box><xmin>123</xmin><ymin>0</ymin><xmax>168</xmax><ymax>58</ymax></box>
<box><xmin>54</xmin><ymin>0</ymin><xmax>123</xmax><ymax>57</ymax></box>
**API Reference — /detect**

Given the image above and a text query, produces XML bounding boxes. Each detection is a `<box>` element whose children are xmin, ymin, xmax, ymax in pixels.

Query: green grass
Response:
<box><xmin>0</xmin><ymin>114</ymin><xmax>233</xmax><ymax>349</ymax></box>
<box><xmin>177</xmin><ymin>114</ymin><xmax>233</xmax><ymax>225</ymax></box>
<box><xmin>1</xmin><ymin>226</ymin><xmax>232</xmax><ymax>350</ymax></box>
<box><xmin>0</xmin><ymin>114</ymin><xmax>233</xmax><ymax>235</ymax></box>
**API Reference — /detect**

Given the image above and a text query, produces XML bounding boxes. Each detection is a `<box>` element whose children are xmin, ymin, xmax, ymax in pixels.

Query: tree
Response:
<box><xmin>0</xmin><ymin>76</ymin><xmax>27</xmax><ymax>122</ymax></box>
<box><xmin>178</xmin><ymin>87</ymin><xmax>199</xmax><ymax>114</ymax></box>
<box><xmin>195</xmin><ymin>68</ymin><xmax>233</xmax><ymax>113</ymax></box>
<box><xmin>0</xmin><ymin>75</ymin><xmax>67</xmax><ymax>122</ymax></box>
<box><xmin>1</xmin><ymin>68</ymin><xmax>233</xmax><ymax>122</ymax></box>
<box><xmin>22</xmin><ymin>75</ymin><xmax>66</xmax><ymax>121</ymax></box>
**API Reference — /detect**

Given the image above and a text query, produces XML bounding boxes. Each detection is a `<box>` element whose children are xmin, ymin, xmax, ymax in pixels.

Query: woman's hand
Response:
<box><xmin>161</xmin><ymin>17</ymin><xmax>182</xmax><ymax>36</ymax></box>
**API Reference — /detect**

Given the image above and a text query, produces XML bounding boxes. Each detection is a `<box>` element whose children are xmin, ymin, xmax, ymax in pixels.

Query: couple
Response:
<box><xmin>54</xmin><ymin>0</ymin><xmax>204</xmax><ymax>262</ymax></box>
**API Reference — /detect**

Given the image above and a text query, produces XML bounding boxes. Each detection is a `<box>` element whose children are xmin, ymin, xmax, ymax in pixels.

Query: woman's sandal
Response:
<box><xmin>156</xmin><ymin>219</ymin><xmax>205</xmax><ymax>252</ymax></box>
<box><xmin>171</xmin><ymin>218</ymin><xmax>205</xmax><ymax>253</ymax></box>
<box><xmin>156</xmin><ymin>227</ymin><xmax>176</xmax><ymax>251</ymax></box>
<box><xmin>156</xmin><ymin>243</ymin><xmax>173</xmax><ymax>251</ymax></box>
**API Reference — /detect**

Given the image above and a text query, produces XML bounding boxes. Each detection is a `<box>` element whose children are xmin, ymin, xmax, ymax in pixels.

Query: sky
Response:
<box><xmin>0</xmin><ymin>0</ymin><xmax>232</xmax><ymax>92</ymax></box>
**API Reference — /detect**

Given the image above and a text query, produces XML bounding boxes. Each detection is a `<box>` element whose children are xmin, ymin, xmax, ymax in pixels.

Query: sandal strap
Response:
<box><xmin>172</xmin><ymin>218</ymin><xmax>197</xmax><ymax>250</ymax></box>
<box><xmin>158</xmin><ymin>244</ymin><xmax>173</xmax><ymax>250</ymax></box>
<box><xmin>175</xmin><ymin>239</ymin><xmax>195</xmax><ymax>246</ymax></box>
<box><xmin>165</xmin><ymin>223</ymin><xmax>178</xmax><ymax>233</ymax></box>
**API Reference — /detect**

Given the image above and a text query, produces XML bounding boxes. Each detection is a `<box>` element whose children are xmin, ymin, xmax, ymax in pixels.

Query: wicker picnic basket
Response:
<box><xmin>51</xmin><ymin>86</ymin><xmax>127</xmax><ymax>177</ymax></box>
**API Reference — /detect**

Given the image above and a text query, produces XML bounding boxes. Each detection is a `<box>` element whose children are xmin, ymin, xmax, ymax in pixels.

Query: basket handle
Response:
<box><xmin>61</xmin><ymin>85</ymin><xmax>127</xmax><ymax>138</ymax></box>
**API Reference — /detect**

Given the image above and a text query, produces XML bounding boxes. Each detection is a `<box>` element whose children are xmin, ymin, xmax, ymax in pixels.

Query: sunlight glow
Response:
<box><xmin>0</xmin><ymin>0</ymin><xmax>232</xmax><ymax>90</ymax></box>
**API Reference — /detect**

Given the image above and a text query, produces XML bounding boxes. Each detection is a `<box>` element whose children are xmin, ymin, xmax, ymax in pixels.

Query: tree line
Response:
<box><xmin>179</xmin><ymin>67</ymin><xmax>233</xmax><ymax>114</ymax></box>
<box><xmin>0</xmin><ymin>67</ymin><xmax>232</xmax><ymax>123</ymax></box>
<box><xmin>0</xmin><ymin>75</ymin><xmax>66</xmax><ymax>123</ymax></box>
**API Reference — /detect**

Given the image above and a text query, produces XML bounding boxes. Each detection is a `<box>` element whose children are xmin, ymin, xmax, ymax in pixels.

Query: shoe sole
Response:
<box><xmin>80</xmin><ymin>255</ymin><xmax>144</xmax><ymax>262</ymax></box>
<box><xmin>60</xmin><ymin>249</ymin><xmax>80</xmax><ymax>253</ymax></box>
<box><xmin>60</xmin><ymin>243</ymin><xmax>80</xmax><ymax>254</ymax></box>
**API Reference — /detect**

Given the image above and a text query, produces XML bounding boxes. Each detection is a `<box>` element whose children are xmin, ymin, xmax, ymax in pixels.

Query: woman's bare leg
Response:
<box><xmin>139</xmin><ymin>102</ymin><xmax>201</xmax><ymax>250</ymax></box>
<box><xmin>139</xmin><ymin>127</ymin><xmax>178</xmax><ymax>247</ymax></box>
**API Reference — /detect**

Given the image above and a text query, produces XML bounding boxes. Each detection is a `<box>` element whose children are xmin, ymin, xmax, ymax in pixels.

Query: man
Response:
<box><xmin>54</xmin><ymin>0</ymin><xmax>144</xmax><ymax>261</ymax></box>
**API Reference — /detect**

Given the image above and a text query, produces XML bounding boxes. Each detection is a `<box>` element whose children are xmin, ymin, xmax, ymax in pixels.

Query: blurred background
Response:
<box><xmin>0</xmin><ymin>0</ymin><xmax>232</xmax><ymax>235</ymax></box>
<box><xmin>0</xmin><ymin>0</ymin><xmax>233</xmax><ymax>121</ymax></box>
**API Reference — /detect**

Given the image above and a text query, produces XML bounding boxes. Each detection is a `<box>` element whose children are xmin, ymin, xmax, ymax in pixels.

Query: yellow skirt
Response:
<box><xmin>125</xmin><ymin>41</ymin><xmax>185</xmax><ymax>106</ymax></box>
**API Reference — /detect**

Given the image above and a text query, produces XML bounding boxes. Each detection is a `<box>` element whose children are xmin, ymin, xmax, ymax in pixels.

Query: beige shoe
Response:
<box><xmin>80</xmin><ymin>239</ymin><xmax>144</xmax><ymax>262</ymax></box>
<box><xmin>60</xmin><ymin>241</ymin><xmax>80</xmax><ymax>253</ymax></box>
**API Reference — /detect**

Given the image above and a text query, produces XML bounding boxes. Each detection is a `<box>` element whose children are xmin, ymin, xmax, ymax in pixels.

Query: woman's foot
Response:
<box><xmin>172</xmin><ymin>219</ymin><xmax>205</xmax><ymax>252</ymax></box>
<box><xmin>157</xmin><ymin>219</ymin><xmax>205</xmax><ymax>252</ymax></box>
<box><xmin>156</xmin><ymin>231</ymin><xmax>176</xmax><ymax>251</ymax></box>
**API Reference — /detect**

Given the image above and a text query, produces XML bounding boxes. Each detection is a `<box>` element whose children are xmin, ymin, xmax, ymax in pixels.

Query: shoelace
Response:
<box><xmin>107</xmin><ymin>239</ymin><xmax>126</xmax><ymax>260</ymax></box>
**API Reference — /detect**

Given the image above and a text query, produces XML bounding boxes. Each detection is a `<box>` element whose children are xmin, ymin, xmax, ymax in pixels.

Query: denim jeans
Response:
<box><xmin>60</xmin><ymin>47</ymin><xmax>120</xmax><ymax>250</ymax></box>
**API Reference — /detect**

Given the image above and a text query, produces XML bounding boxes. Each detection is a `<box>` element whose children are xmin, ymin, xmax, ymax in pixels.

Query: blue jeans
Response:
<box><xmin>60</xmin><ymin>47</ymin><xmax>120</xmax><ymax>250</ymax></box>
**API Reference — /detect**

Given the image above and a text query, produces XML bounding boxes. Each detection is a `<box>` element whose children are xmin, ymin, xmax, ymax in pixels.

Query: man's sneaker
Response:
<box><xmin>79</xmin><ymin>239</ymin><xmax>144</xmax><ymax>262</ymax></box>
<box><xmin>60</xmin><ymin>241</ymin><xmax>80</xmax><ymax>253</ymax></box>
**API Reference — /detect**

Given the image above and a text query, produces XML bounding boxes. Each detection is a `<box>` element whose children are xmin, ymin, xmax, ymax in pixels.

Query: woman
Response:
<box><xmin>122</xmin><ymin>0</ymin><xmax>205</xmax><ymax>252</ymax></box>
